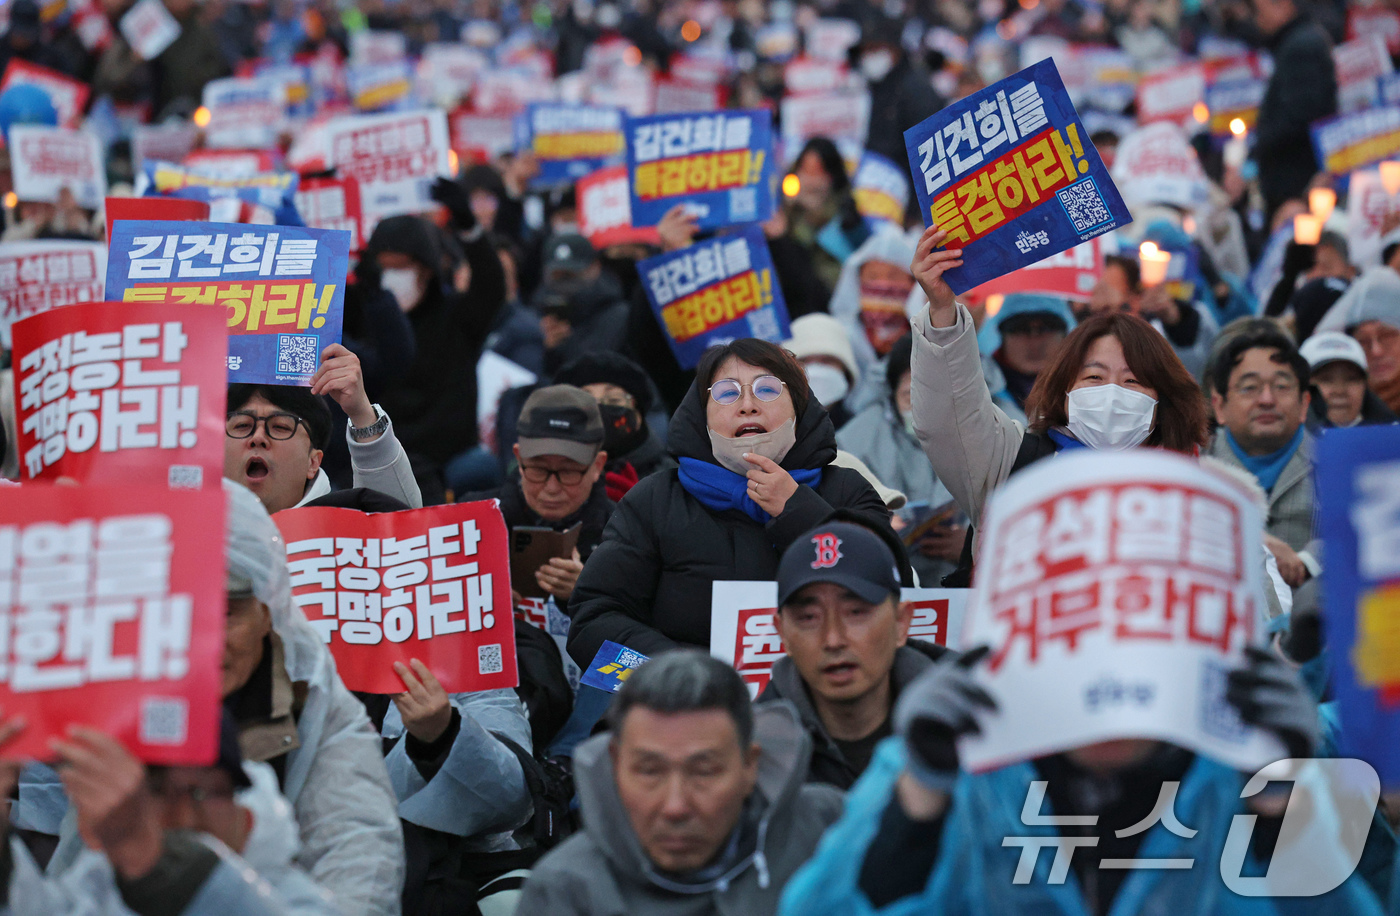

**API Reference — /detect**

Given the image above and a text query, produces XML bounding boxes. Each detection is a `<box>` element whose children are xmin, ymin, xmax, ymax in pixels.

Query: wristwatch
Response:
<box><xmin>349</xmin><ymin>404</ymin><xmax>390</xmax><ymax>442</ymax></box>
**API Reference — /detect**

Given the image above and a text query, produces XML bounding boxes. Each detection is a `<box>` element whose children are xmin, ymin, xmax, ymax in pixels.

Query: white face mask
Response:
<box><xmin>381</xmin><ymin>268</ymin><xmax>424</xmax><ymax>312</ymax></box>
<box><xmin>804</xmin><ymin>363</ymin><xmax>850</xmax><ymax>407</ymax></box>
<box><xmin>707</xmin><ymin>418</ymin><xmax>797</xmax><ymax>475</ymax></box>
<box><xmin>1066</xmin><ymin>384</ymin><xmax>1158</xmax><ymax>451</ymax></box>
<box><xmin>860</xmin><ymin>49</ymin><xmax>895</xmax><ymax>82</ymax></box>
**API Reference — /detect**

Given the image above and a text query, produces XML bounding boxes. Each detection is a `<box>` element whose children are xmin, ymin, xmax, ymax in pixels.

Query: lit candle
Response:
<box><xmin>1382</xmin><ymin>161</ymin><xmax>1400</xmax><ymax>196</ymax></box>
<box><xmin>1293</xmin><ymin>213</ymin><xmax>1322</xmax><ymax>245</ymax></box>
<box><xmin>1308</xmin><ymin>187</ymin><xmax>1336</xmax><ymax>224</ymax></box>
<box><xmin>1224</xmin><ymin>118</ymin><xmax>1248</xmax><ymax>170</ymax></box>
<box><xmin>1139</xmin><ymin>241</ymin><xmax>1171</xmax><ymax>287</ymax></box>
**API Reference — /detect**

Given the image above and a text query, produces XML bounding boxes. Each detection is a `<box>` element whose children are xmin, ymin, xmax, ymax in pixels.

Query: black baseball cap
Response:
<box><xmin>778</xmin><ymin>521</ymin><xmax>901</xmax><ymax>608</ymax></box>
<box><xmin>517</xmin><ymin>385</ymin><xmax>605</xmax><ymax>465</ymax></box>
<box><xmin>544</xmin><ymin>233</ymin><xmax>597</xmax><ymax>274</ymax></box>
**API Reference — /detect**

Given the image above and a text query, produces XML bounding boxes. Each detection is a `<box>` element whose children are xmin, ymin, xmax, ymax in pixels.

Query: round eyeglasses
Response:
<box><xmin>708</xmin><ymin>376</ymin><xmax>786</xmax><ymax>406</ymax></box>
<box><xmin>226</xmin><ymin>412</ymin><xmax>306</xmax><ymax>440</ymax></box>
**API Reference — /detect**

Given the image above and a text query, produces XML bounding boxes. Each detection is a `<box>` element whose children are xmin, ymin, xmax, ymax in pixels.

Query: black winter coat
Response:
<box><xmin>565</xmin><ymin>381</ymin><xmax>894</xmax><ymax>668</ymax></box>
<box><xmin>462</xmin><ymin>475</ymin><xmax>615</xmax><ymax>563</ymax></box>
<box><xmin>865</xmin><ymin>57</ymin><xmax>946</xmax><ymax>168</ymax></box>
<box><xmin>1255</xmin><ymin>14</ymin><xmax>1337</xmax><ymax>216</ymax></box>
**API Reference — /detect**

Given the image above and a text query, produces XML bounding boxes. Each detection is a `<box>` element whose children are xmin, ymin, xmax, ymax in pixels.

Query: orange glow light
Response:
<box><xmin>681</xmin><ymin>20</ymin><xmax>701</xmax><ymax>41</ymax></box>
<box><xmin>193</xmin><ymin>106</ymin><xmax>212</xmax><ymax>128</ymax></box>
<box><xmin>782</xmin><ymin>174</ymin><xmax>800</xmax><ymax>197</ymax></box>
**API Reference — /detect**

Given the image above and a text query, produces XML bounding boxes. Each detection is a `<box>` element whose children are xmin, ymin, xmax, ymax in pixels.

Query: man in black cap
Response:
<box><xmin>554</xmin><ymin>351</ymin><xmax>676</xmax><ymax>500</ymax></box>
<box><xmin>534</xmin><ymin>234</ymin><xmax>630</xmax><ymax>375</ymax></box>
<box><xmin>758</xmin><ymin>519</ymin><xmax>950</xmax><ymax>790</ymax></box>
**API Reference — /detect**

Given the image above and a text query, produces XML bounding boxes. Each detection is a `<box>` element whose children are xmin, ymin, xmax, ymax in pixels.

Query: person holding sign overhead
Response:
<box><xmin>567</xmin><ymin>338</ymin><xmax>892</xmax><ymax>670</ymax></box>
<box><xmin>907</xmin><ymin>224</ymin><xmax>1212</xmax><ymax>584</ymax></box>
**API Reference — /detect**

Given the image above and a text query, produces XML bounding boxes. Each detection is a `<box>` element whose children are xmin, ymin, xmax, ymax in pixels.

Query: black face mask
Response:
<box><xmin>599</xmin><ymin>404</ymin><xmax>647</xmax><ymax>456</ymax></box>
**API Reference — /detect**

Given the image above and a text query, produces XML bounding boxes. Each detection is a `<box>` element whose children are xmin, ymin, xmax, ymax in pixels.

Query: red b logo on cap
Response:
<box><xmin>811</xmin><ymin>533</ymin><xmax>842</xmax><ymax>569</ymax></box>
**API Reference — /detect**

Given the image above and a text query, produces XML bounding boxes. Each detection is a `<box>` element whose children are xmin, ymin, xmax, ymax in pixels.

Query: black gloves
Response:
<box><xmin>893</xmin><ymin>646</ymin><xmax>998</xmax><ymax>790</ymax></box>
<box><xmin>1226</xmin><ymin>645</ymin><xmax>1320</xmax><ymax>760</ymax></box>
<box><xmin>431</xmin><ymin>176</ymin><xmax>477</xmax><ymax>233</ymax></box>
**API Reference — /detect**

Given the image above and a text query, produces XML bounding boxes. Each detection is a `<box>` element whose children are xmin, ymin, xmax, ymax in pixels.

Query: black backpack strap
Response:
<box><xmin>940</xmin><ymin>430</ymin><xmax>1057</xmax><ymax>588</ymax></box>
<box><xmin>488</xmin><ymin>732</ymin><xmax>574</xmax><ymax>849</ymax></box>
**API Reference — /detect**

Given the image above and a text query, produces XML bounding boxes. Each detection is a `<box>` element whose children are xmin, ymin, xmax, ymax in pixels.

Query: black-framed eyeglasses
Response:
<box><xmin>708</xmin><ymin>376</ymin><xmax>786</xmax><ymax>406</ymax></box>
<box><xmin>226</xmin><ymin>411</ymin><xmax>306</xmax><ymax>440</ymax></box>
<box><xmin>521</xmin><ymin>465</ymin><xmax>587</xmax><ymax>486</ymax></box>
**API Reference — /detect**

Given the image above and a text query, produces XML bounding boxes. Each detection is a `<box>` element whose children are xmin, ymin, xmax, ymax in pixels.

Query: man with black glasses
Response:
<box><xmin>223</xmin><ymin>343</ymin><xmax>422</xmax><ymax>514</ymax></box>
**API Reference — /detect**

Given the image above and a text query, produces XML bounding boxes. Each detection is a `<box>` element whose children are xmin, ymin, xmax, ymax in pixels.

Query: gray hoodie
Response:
<box><xmin>514</xmin><ymin>703</ymin><xmax>844</xmax><ymax>916</ymax></box>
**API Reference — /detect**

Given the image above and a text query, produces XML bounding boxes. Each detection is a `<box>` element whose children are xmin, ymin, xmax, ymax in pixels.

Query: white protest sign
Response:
<box><xmin>1111</xmin><ymin>122</ymin><xmax>1210</xmax><ymax>212</ymax></box>
<box><xmin>132</xmin><ymin>122</ymin><xmax>198</xmax><ymax>169</ymax></box>
<box><xmin>417</xmin><ymin>44</ymin><xmax>488</xmax><ymax>107</ymax></box>
<box><xmin>1334</xmin><ymin>34</ymin><xmax>1391</xmax><ymax>113</ymax></box>
<box><xmin>804</xmin><ymin>18</ymin><xmax>860</xmax><ymax>62</ymax></box>
<box><xmin>119</xmin><ymin>0</ymin><xmax>181</xmax><ymax>60</ymax></box>
<box><xmin>472</xmin><ymin>70</ymin><xmax>556</xmax><ymax>115</ymax></box>
<box><xmin>324</xmin><ymin>110</ymin><xmax>451</xmax><ymax>224</ymax></box>
<box><xmin>779</xmin><ymin>89</ymin><xmax>870</xmax><ymax>154</ymax></box>
<box><xmin>9</xmin><ymin>125</ymin><xmax>105</xmax><ymax>209</ymax></box>
<box><xmin>711</xmin><ymin>581</ymin><xmax>970</xmax><ymax>698</ymax></box>
<box><xmin>0</xmin><ymin>240</ymin><xmax>106</xmax><ymax>348</ymax></box>
<box><xmin>1347</xmin><ymin>168</ymin><xmax>1391</xmax><ymax>267</ymax></box>
<box><xmin>956</xmin><ymin>449</ymin><xmax>1287</xmax><ymax>774</ymax></box>
<box><xmin>349</xmin><ymin>29</ymin><xmax>407</xmax><ymax>65</ymax></box>
<box><xmin>201</xmin><ymin>76</ymin><xmax>287</xmax><ymax>150</ymax></box>
<box><xmin>476</xmin><ymin>350</ymin><xmax>536</xmax><ymax>454</ymax></box>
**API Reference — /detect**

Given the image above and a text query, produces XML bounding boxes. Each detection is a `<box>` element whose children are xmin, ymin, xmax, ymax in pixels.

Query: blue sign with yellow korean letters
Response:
<box><xmin>904</xmin><ymin>58</ymin><xmax>1130</xmax><ymax>294</ymax></box>
<box><xmin>637</xmin><ymin>225</ymin><xmax>791</xmax><ymax>370</ymax></box>
<box><xmin>1317</xmin><ymin>427</ymin><xmax>1400</xmax><ymax>787</ymax></box>
<box><xmin>625</xmin><ymin>109</ymin><xmax>775</xmax><ymax>231</ymax></box>
<box><xmin>580</xmin><ymin>641</ymin><xmax>650</xmax><ymax>693</ymax></box>
<box><xmin>105</xmin><ymin>220</ymin><xmax>350</xmax><ymax>386</ymax></box>
<box><xmin>516</xmin><ymin>103</ymin><xmax>626</xmax><ymax>189</ymax></box>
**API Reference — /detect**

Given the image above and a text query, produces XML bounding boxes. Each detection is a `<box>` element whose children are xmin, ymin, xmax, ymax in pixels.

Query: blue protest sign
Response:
<box><xmin>1311</xmin><ymin>105</ymin><xmax>1400</xmax><ymax>177</ymax></box>
<box><xmin>1316</xmin><ymin>427</ymin><xmax>1400</xmax><ymax>787</ymax></box>
<box><xmin>516</xmin><ymin>103</ymin><xmax>625</xmax><ymax>189</ymax></box>
<box><xmin>142</xmin><ymin>160</ymin><xmax>303</xmax><ymax>226</ymax></box>
<box><xmin>638</xmin><ymin>225</ymin><xmax>790</xmax><ymax>370</ymax></box>
<box><xmin>105</xmin><ymin>220</ymin><xmax>350</xmax><ymax>386</ymax></box>
<box><xmin>852</xmin><ymin>150</ymin><xmax>909</xmax><ymax>228</ymax></box>
<box><xmin>904</xmin><ymin>58</ymin><xmax>1130</xmax><ymax>294</ymax></box>
<box><xmin>579</xmin><ymin>641</ymin><xmax>650</xmax><ymax>693</ymax></box>
<box><xmin>625</xmin><ymin>109</ymin><xmax>775</xmax><ymax>231</ymax></box>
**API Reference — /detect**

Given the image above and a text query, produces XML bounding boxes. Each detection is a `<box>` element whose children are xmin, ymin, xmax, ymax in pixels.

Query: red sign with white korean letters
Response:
<box><xmin>0</xmin><ymin>485</ymin><xmax>225</xmax><ymax>764</ymax></box>
<box><xmin>11</xmin><ymin>302</ymin><xmax>227</xmax><ymax>489</ymax></box>
<box><xmin>958</xmin><ymin>449</ymin><xmax>1287</xmax><ymax>773</ymax></box>
<box><xmin>275</xmin><ymin>501</ymin><xmax>518</xmax><ymax>694</ymax></box>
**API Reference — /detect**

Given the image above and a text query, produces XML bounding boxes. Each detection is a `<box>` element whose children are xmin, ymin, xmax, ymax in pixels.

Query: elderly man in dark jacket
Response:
<box><xmin>1253</xmin><ymin>0</ymin><xmax>1337</xmax><ymax>220</ymax></box>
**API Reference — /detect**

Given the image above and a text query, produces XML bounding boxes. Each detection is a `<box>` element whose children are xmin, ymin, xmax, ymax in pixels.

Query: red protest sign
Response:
<box><xmin>0</xmin><ymin>484</ymin><xmax>226</xmax><ymax>764</ymax></box>
<box><xmin>1</xmin><ymin>60</ymin><xmax>90</xmax><ymax>129</ymax></box>
<box><xmin>577</xmin><ymin>165</ymin><xmax>660</xmax><ymax>250</ymax></box>
<box><xmin>104</xmin><ymin>196</ymin><xmax>210</xmax><ymax>246</ymax></box>
<box><xmin>11</xmin><ymin>301</ymin><xmax>228</xmax><ymax>489</ymax></box>
<box><xmin>275</xmin><ymin>501</ymin><xmax>519</xmax><ymax>695</ymax></box>
<box><xmin>965</xmin><ymin>237</ymin><xmax>1103</xmax><ymax>304</ymax></box>
<box><xmin>296</xmin><ymin>175</ymin><xmax>365</xmax><ymax>253</ymax></box>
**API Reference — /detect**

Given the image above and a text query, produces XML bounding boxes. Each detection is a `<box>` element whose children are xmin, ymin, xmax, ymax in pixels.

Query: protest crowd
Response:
<box><xmin>5</xmin><ymin>0</ymin><xmax>1400</xmax><ymax>910</ymax></box>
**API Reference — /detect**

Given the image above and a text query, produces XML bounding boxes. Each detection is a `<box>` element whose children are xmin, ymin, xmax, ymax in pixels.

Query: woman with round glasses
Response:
<box><xmin>565</xmin><ymin>338</ymin><xmax>896</xmax><ymax>667</ymax></box>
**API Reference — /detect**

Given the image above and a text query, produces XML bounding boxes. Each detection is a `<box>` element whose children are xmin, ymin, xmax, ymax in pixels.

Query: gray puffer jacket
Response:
<box><xmin>514</xmin><ymin>703</ymin><xmax>844</xmax><ymax>915</ymax></box>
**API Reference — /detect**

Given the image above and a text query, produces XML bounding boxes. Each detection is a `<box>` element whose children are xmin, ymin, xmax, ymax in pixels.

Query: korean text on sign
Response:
<box><xmin>903</xmin><ymin>58</ymin><xmax>1130</xmax><ymax>294</ymax></box>
<box><xmin>11</xmin><ymin>301</ymin><xmax>226</xmax><ymax>489</ymax></box>
<box><xmin>0</xmin><ymin>241</ymin><xmax>106</xmax><ymax>348</ymax></box>
<box><xmin>1311</xmin><ymin>105</ymin><xmax>1400</xmax><ymax>176</ymax></box>
<box><xmin>518</xmin><ymin>104</ymin><xmax>626</xmax><ymax>188</ymax></box>
<box><xmin>709</xmin><ymin>582</ymin><xmax>969</xmax><ymax>697</ymax></box>
<box><xmin>275</xmin><ymin>501</ymin><xmax>518</xmax><ymax>695</ymax></box>
<box><xmin>637</xmin><ymin>226</ymin><xmax>791</xmax><ymax>370</ymax></box>
<box><xmin>579</xmin><ymin>641</ymin><xmax>650</xmax><ymax>693</ymax></box>
<box><xmin>958</xmin><ymin>450</ymin><xmax>1286</xmax><ymax>774</ymax></box>
<box><xmin>105</xmin><ymin>220</ymin><xmax>349</xmax><ymax>386</ymax></box>
<box><xmin>0</xmin><ymin>485</ymin><xmax>225</xmax><ymax>764</ymax></box>
<box><xmin>1317</xmin><ymin>427</ymin><xmax>1400</xmax><ymax>787</ymax></box>
<box><xmin>324</xmin><ymin>110</ymin><xmax>452</xmax><ymax>225</ymax></box>
<box><xmin>626</xmin><ymin>109</ymin><xmax>775</xmax><ymax>231</ymax></box>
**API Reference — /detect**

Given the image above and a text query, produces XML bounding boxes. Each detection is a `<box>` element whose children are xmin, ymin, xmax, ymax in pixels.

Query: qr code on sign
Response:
<box><xmin>478</xmin><ymin>643</ymin><xmax>503</xmax><ymax>675</ymax></box>
<box><xmin>140</xmin><ymin>697</ymin><xmax>189</xmax><ymax>745</ymax></box>
<box><xmin>277</xmin><ymin>334</ymin><xmax>321</xmax><ymax>376</ymax></box>
<box><xmin>747</xmin><ymin>307</ymin><xmax>780</xmax><ymax>341</ymax></box>
<box><xmin>168</xmin><ymin>465</ymin><xmax>203</xmax><ymax>489</ymax></box>
<box><xmin>729</xmin><ymin>187</ymin><xmax>757</xmax><ymax>221</ymax></box>
<box><xmin>1057</xmin><ymin>178</ymin><xmax>1113</xmax><ymax>234</ymax></box>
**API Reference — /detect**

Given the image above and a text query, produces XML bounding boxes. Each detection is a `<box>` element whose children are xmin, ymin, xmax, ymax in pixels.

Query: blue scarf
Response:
<box><xmin>1224</xmin><ymin>426</ymin><xmax>1304</xmax><ymax>493</ymax></box>
<box><xmin>1047</xmin><ymin>428</ymin><xmax>1088</xmax><ymax>452</ymax></box>
<box><xmin>677</xmin><ymin>457</ymin><xmax>823</xmax><ymax>524</ymax></box>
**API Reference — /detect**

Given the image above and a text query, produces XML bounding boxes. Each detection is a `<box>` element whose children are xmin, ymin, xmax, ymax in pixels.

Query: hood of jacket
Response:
<box><xmin>571</xmin><ymin>702</ymin><xmax>815</xmax><ymax>894</ymax></box>
<box><xmin>668</xmin><ymin>374</ymin><xmax>838</xmax><ymax>472</ymax></box>
<box><xmin>363</xmin><ymin>215</ymin><xmax>445</xmax><ymax>284</ymax></box>
<box><xmin>828</xmin><ymin>226</ymin><xmax>920</xmax><ymax>372</ymax></box>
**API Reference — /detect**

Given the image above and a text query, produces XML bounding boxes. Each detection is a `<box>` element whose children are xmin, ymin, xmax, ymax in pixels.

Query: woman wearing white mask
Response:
<box><xmin>908</xmin><ymin>225</ymin><xmax>1210</xmax><ymax>580</ymax></box>
<box><xmin>566</xmin><ymin>338</ymin><xmax>897</xmax><ymax>669</ymax></box>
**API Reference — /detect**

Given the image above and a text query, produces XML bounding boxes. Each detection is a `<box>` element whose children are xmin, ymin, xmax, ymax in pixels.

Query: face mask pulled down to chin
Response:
<box><xmin>707</xmin><ymin>418</ymin><xmax>797</xmax><ymax>475</ymax></box>
<box><xmin>1065</xmin><ymin>384</ymin><xmax>1157</xmax><ymax>450</ymax></box>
